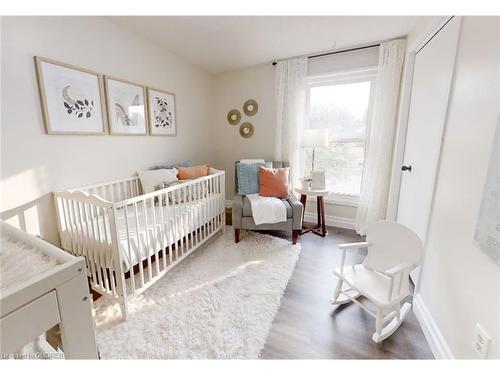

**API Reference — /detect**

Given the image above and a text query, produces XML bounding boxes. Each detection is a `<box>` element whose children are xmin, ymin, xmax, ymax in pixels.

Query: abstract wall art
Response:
<box><xmin>147</xmin><ymin>87</ymin><xmax>177</xmax><ymax>136</ymax></box>
<box><xmin>35</xmin><ymin>56</ymin><xmax>107</xmax><ymax>134</ymax></box>
<box><xmin>105</xmin><ymin>76</ymin><xmax>148</xmax><ymax>135</ymax></box>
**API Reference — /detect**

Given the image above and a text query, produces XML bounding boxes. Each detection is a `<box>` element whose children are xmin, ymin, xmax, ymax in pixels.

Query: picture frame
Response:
<box><xmin>146</xmin><ymin>87</ymin><xmax>177</xmax><ymax>136</ymax></box>
<box><xmin>35</xmin><ymin>56</ymin><xmax>107</xmax><ymax>135</ymax></box>
<box><xmin>104</xmin><ymin>76</ymin><xmax>148</xmax><ymax>136</ymax></box>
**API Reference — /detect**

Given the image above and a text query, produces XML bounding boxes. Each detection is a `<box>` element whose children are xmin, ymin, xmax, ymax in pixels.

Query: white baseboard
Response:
<box><xmin>413</xmin><ymin>293</ymin><xmax>454</xmax><ymax>359</ymax></box>
<box><xmin>303</xmin><ymin>212</ymin><xmax>355</xmax><ymax>230</ymax></box>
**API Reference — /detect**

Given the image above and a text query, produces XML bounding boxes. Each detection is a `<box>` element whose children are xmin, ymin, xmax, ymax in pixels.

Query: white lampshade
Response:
<box><xmin>301</xmin><ymin>128</ymin><xmax>329</xmax><ymax>148</ymax></box>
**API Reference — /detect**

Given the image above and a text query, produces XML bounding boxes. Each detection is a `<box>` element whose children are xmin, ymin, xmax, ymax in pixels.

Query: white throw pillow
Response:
<box><xmin>137</xmin><ymin>169</ymin><xmax>178</xmax><ymax>194</ymax></box>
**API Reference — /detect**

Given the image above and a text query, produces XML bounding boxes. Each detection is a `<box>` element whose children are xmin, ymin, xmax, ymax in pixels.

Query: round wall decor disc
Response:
<box><xmin>243</xmin><ymin>99</ymin><xmax>258</xmax><ymax>116</ymax></box>
<box><xmin>227</xmin><ymin>109</ymin><xmax>241</xmax><ymax>125</ymax></box>
<box><xmin>240</xmin><ymin>122</ymin><xmax>254</xmax><ymax>138</ymax></box>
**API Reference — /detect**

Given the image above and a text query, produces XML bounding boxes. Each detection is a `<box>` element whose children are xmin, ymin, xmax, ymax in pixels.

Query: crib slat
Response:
<box><xmin>150</xmin><ymin>197</ymin><xmax>160</xmax><ymax>276</ymax></box>
<box><xmin>196</xmin><ymin>182</ymin><xmax>202</xmax><ymax>241</ymax></box>
<box><xmin>188</xmin><ymin>184</ymin><xmax>194</xmax><ymax>249</ymax></box>
<box><xmin>189</xmin><ymin>184</ymin><xmax>196</xmax><ymax>247</ymax></box>
<box><xmin>87</xmin><ymin>203</ymin><xmax>106</xmax><ymax>291</ymax></box>
<box><xmin>133</xmin><ymin>202</ymin><xmax>145</xmax><ymax>289</ymax></box>
<box><xmin>123</xmin><ymin>205</ymin><xmax>136</xmax><ymax>294</ymax></box>
<box><xmin>72</xmin><ymin>200</ymin><xmax>83</xmax><ymax>257</ymax></box>
<box><xmin>90</xmin><ymin>203</ymin><xmax>108</xmax><ymax>291</ymax></box>
<box><xmin>172</xmin><ymin>190</ymin><xmax>178</xmax><ymax>260</ymax></box>
<box><xmin>166</xmin><ymin>192</ymin><xmax>173</xmax><ymax>265</ymax></box>
<box><xmin>62</xmin><ymin>199</ymin><xmax>73</xmax><ymax>250</ymax></box>
<box><xmin>158</xmin><ymin>192</ymin><xmax>167</xmax><ymax>271</ymax></box>
<box><xmin>178</xmin><ymin>188</ymin><xmax>185</xmax><ymax>257</ymax></box>
<box><xmin>92</xmin><ymin>205</ymin><xmax>108</xmax><ymax>293</ymax></box>
<box><xmin>141</xmin><ymin>201</ymin><xmax>153</xmax><ymax>282</ymax></box>
<box><xmin>85</xmin><ymin>204</ymin><xmax>98</xmax><ymax>288</ymax></box>
<box><xmin>183</xmin><ymin>184</ymin><xmax>189</xmax><ymax>253</ymax></box>
<box><xmin>101</xmin><ymin>207</ymin><xmax>113</xmax><ymax>289</ymax></box>
<box><xmin>67</xmin><ymin>200</ymin><xmax>77</xmax><ymax>255</ymax></box>
<box><xmin>208</xmin><ymin>179</ymin><xmax>213</xmax><ymax>234</ymax></box>
<box><xmin>194</xmin><ymin>182</ymin><xmax>200</xmax><ymax>240</ymax></box>
<box><xmin>78</xmin><ymin>202</ymin><xmax>99</xmax><ymax>288</ymax></box>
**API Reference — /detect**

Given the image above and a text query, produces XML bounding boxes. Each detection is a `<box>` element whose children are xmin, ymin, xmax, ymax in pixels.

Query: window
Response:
<box><xmin>303</xmin><ymin>72</ymin><xmax>375</xmax><ymax>202</ymax></box>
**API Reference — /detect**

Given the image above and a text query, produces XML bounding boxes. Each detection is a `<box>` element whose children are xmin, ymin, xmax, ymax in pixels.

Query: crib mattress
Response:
<box><xmin>0</xmin><ymin>234</ymin><xmax>60</xmax><ymax>292</ymax></box>
<box><xmin>60</xmin><ymin>194</ymin><xmax>222</xmax><ymax>272</ymax></box>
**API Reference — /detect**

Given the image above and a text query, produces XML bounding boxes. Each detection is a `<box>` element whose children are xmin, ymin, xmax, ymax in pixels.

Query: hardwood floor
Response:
<box><xmin>257</xmin><ymin>226</ymin><xmax>434</xmax><ymax>359</ymax></box>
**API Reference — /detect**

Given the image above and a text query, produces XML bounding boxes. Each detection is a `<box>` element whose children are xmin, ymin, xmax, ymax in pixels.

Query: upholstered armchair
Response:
<box><xmin>232</xmin><ymin>161</ymin><xmax>303</xmax><ymax>244</ymax></box>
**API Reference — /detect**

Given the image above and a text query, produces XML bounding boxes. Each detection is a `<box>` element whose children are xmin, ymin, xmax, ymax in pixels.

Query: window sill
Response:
<box><xmin>324</xmin><ymin>194</ymin><xmax>359</xmax><ymax>207</ymax></box>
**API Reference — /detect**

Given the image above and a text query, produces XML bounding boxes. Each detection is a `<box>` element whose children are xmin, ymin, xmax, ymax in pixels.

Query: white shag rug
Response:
<box><xmin>94</xmin><ymin>229</ymin><xmax>301</xmax><ymax>359</ymax></box>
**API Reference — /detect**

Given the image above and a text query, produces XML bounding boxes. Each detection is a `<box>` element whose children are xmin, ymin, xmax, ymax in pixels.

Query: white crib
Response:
<box><xmin>54</xmin><ymin>170</ymin><xmax>225</xmax><ymax>320</ymax></box>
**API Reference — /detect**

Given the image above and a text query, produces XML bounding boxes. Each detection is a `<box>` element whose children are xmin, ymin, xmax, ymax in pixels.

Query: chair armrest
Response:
<box><xmin>383</xmin><ymin>263</ymin><xmax>414</xmax><ymax>277</ymax></box>
<box><xmin>337</xmin><ymin>242</ymin><xmax>369</xmax><ymax>250</ymax></box>
<box><xmin>336</xmin><ymin>242</ymin><xmax>369</xmax><ymax>274</ymax></box>
<box><xmin>287</xmin><ymin>194</ymin><xmax>304</xmax><ymax>230</ymax></box>
<box><xmin>232</xmin><ymin>194</ymin><xmax>243</xmax><ymax>229</ymax></box>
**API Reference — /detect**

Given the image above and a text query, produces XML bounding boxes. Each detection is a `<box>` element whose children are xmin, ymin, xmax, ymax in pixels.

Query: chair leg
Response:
<box><xmin>292</xmin><ymin>229</ymin><xmax>300</xmax><ymax>244</ymax></box>
<box><xmin>374</xmin><ymin>308</ymin><xmax>383</xmax><ymax>339</ymax></box>
<box><xmin>372</xmin><ymin>302</ymin><xmax>412</xmax><ymax>343</ymax></box>
<box><xmin>331</xmin><ymin>278</ymin><xmax>343</xmax><ymax>303</ymax></box>
<box><xmin>330</xmin><ymin>278</ymin><xmax>360</xmax><ymax>305</ymax></box>
<box><xmin>234</xmin><ymin>228</ymin><xmax>240</xmax><ymax>243</ymax></box>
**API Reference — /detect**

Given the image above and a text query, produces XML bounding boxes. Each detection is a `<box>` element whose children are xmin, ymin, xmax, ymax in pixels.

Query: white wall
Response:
<box><xmin>211</xmin><ymin>63</ymin><xmax>277</xmax><ymax>199</ymax></box>
<box><xmin>415</xmin><ymin>16</ymin><xmax>500</xmax><ymax>359</ymax></box>
<box><xmin>211</xmin><ymin>63</ymin><xmax>360</xmax><ymax>227</ymax></box>
<box><xmin>0</xmin><ymin>17</ymin><xmax>214</xmax><ymax>244</ymax></box>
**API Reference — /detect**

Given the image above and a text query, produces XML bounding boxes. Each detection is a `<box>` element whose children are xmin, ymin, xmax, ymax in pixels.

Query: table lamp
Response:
<box><xmin>301</xmin><ymin>128</ymin><xmax>329</xmax><ymax>189</ymax></box>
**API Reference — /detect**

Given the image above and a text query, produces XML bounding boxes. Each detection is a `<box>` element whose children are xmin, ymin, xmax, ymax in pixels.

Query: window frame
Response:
<box><xmin>303</xmin><ymin>67</ymin><xmax>377</xmax><ymax>206</ymax></box>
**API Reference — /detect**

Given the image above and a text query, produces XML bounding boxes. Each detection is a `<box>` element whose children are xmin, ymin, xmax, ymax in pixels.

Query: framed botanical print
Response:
<box><xmin>104</xmin><ymin>76</ymin><xmax>148</xmax><ymax>135</ymax></box>
<box><xmin>35</xmin><ymin>56</ymin><xmax>107</xmax><ymax>135</ymax></box>
<box><xmin>146</xmin><ymin>87</ymin><xmax>177</xmax><ymax>136</ymax></box>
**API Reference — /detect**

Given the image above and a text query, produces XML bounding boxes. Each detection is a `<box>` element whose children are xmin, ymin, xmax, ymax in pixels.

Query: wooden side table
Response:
<box><xmin>295</xmin><ymin>188</ymin><xmax>330</xmax><ymax>237</ymax></box>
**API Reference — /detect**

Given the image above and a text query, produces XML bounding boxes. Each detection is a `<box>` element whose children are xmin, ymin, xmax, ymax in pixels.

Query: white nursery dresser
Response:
<box><xmin>0</xmin><ymin>221</ymin><xmax>98</xmax><ymax>359</ymax></box>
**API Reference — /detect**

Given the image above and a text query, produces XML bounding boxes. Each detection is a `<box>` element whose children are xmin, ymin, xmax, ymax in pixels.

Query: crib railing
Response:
<box><xmin>54</xmin><ymin>189</ymin><xmax>118</xmax><ymax>297</ymax></box>
<box><xmin>54</xmin><ymin>170</ymin><xmax>225</xmax><ymax>319</ymax></box>
<box><xmin>78</xmin><ymin>176</ymin><xmax>142</xmax><ymax>203</ymax></box>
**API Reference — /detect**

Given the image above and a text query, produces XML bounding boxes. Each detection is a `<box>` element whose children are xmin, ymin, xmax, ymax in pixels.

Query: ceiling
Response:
<box><xmin>111</xmin><ymin>16</ymin><xmax>428</xmax><ymax>74</ymax></box>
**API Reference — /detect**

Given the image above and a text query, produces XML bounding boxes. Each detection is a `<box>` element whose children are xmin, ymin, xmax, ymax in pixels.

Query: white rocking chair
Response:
<box><xmin>331</xmin><ymin>220</ymin><xmax>423</xmax><ymax>343</ymax></box>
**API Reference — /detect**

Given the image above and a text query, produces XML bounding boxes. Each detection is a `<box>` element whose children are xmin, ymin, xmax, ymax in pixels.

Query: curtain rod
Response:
<box><xmin>272</xmin><ymin>43</ymin><xmax>380</xmax><ymax>66</ymax></box>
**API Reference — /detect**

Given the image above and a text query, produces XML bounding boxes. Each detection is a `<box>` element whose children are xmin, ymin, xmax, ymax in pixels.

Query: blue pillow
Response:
<box><xmin>237</xmin><ymin>162</ymin><xmax>272</xmax><ymax>195</ymax></box>
<box><xmin>151</xmin><ymin>161</ymin><xmax>193</xmax><ymax>170</ymax></box>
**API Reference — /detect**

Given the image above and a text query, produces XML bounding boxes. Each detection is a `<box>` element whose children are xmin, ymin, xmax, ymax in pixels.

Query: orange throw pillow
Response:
<box><xmin>259</xmin><ymin>166</ymin><xmax>289</xmax><ymax>198</ymax></box>
<box><xmin>177</xmin><ymin>164</ymin><xmax>209</xmax><ymax>180</ymax></box>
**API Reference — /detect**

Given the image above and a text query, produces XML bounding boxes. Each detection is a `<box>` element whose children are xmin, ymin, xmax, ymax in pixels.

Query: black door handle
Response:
<box><xmin>402</xmin><ymin>165</ymin><xmax>412</xmax><ymax>172</ymax></box>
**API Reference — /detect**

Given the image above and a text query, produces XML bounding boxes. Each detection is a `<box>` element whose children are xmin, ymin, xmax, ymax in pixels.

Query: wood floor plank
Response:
<box><xmin>256</xmin><ymin>226</ymin><xmax>434</xmax><ymax>359</ymax></box>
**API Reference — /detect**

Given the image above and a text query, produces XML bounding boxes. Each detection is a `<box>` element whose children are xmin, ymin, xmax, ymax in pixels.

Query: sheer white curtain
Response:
<box><xmin>356</xmin><ymin>39</ymin><xmax>406</xmax><ymax>235</ymax></box>
<box><xmin>275</xmin><ymin>57</ymin><xmax>308</xmax><ymax>190</ymax></box>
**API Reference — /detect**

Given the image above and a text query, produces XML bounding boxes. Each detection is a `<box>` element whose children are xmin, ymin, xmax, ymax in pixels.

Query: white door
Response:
<box><xmin>396</xmin><ymin>17</ymin><xmax>461</xmax><ymax>284</ymax></box>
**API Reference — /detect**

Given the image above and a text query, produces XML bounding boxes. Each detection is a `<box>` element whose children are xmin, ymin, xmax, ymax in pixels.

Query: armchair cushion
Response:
<box><xmin>242</xmin><ymin>196</ymin><xmax>292</xmax><ymax>218</ymax></box>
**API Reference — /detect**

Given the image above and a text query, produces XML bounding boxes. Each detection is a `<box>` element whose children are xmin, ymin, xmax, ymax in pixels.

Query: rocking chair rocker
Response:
<box><xmin>331</xmin><ymin>221</ymin><xmax>423</xmax><ymax>343</ymax></box>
